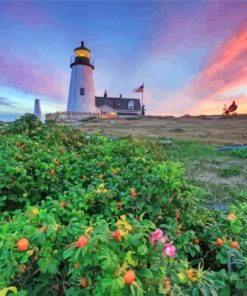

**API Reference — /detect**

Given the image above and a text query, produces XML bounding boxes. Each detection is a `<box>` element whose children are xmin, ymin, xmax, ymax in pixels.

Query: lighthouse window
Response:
<box><xmin>80</xmin><ymin>88</ymin><xmax>85</xmax><ymax>96</ymax></box>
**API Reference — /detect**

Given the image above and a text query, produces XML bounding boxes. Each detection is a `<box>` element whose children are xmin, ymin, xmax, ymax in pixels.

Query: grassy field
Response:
<box><xmin>164</xmin><ymin>139</ymin><xmax>247</xmax><ymax>208</ymax></box>
<box><xmin>71</xmin><ymin>115</ymin><xmax>247</xmax><ymax>144</ymax></box>
<box><xmin>70</xmin><ymin>116</ymin><xmax>247</xmax><ymax>207</ymax></box>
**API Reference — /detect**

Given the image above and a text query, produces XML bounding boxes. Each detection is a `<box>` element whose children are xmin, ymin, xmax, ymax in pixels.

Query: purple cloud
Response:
<box><xmin>2</xmin><ymin>2</ymin><xmax>46</xmax><ymax>27</ymax></box>
<box><xmin>0</xmin><ymin>51</ymin><xmax>68</xmax><ymax>103</ymax></box>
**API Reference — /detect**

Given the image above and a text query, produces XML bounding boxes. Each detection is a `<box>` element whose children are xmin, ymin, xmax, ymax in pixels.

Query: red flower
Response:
<box><xmin>50</xmin><ymin>169</ymin><xmax>56</xmax><ymax>176</ymax></box>
<box><xmin>193</xmin><ymin>239</ymin><xmax>200</xmax><ymax>244</ymax></box>
<box><xmin>40</xmin><ymin>226</ymin><xmax>47</xmax><ymax>233</ymax></box>
<box><xmin>216</xmin><ymin>238</ymin><xmax>224</xmax><ymax>246</ymax></box>
<box><xmin>227</xmin><ymin>213</ymin><xmax>236</xmax><ymax>220</ymax></box>
<box><xmin>117</xmin><ymin>201</ymin><xmax>122</xmax><ymax>209</ymax></box>
<box><xmin>231</xmin><ymin>241</ymin><xmax>239</xmax><ymax>248</ymax></box>
<box><xmin>114</xmin><ymin>229</ymin><xmax>121</xmax><ymax>241</ymax></box>
<box><xmin>80</xmin><ymin>277</ymin><xmax>88</xmax><ymax>287</ymax></box>
<box><xmin>131</xmin><ymin>191</ymin><xmax>137</xmax><ymax>198</ymax></box>
<box><xmin>123</xmin><ymin>270</ymin><xmax>135</xmax><ymax>285</ymax></box>
<box><xmin>76</xmin><ymin>236</ymin><xmax>88</xmax><ymax>247</ymax></box>
<box><xmin>16</xmin><ymin>238</ymin><xmax>29</xmax><ymax>251</ymax></box>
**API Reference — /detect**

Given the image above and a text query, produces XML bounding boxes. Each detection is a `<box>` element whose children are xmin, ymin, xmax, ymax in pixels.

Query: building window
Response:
<box><xmin>80</xmin><ymin>88</ymin><xmax>85</xmax><ymax>96</ymax></box>
<box><xmin>128</xmin><ymin>100</ymin><xmax>134</xmax><ymax>110</ymax></box>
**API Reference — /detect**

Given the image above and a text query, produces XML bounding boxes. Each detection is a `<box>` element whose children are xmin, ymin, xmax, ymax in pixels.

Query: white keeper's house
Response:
<box><xmin>95</xmin><ymin>90</ymin><xmax>141</xmax><ymax>118</ymax></box>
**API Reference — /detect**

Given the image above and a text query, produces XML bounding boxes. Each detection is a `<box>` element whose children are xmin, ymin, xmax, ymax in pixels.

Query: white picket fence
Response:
<box><xmin>45</xmin><ymin>111</ymin><xmax>100</xmax><ymax>122</ymax></box>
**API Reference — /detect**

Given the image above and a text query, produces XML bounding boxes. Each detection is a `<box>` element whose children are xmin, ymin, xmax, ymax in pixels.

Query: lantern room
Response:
<box><xmin>74</xmin><ymin>41</ymin><xmax>90</xmax><ymax>58</ymax></box>
<box><xmin>70</xmin><ymin>41</ymin><xmax>94</xmax><ymax>69</ymax></box>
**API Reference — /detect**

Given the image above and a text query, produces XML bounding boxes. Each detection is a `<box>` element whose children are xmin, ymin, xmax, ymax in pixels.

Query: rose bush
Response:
<box><xmin>0</xmin><ymin>115</ymin><xmax>246</xmax><ymax>295</ymax></box>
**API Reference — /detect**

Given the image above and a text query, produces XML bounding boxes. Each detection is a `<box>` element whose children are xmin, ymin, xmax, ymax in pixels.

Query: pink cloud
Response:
<box><xmin>187</xmin><ymin>19</ymin><xmax>247</xmax><ymax>114</ymax></box>
<box><xmin>0</xmin><ymin>51</ymin><xmax>68</xmax><ymax>102</ymax></box>
<box><xmin>189</xmin><ymin>95</ymin><xmax>247</xmax><ymax>115</ymax></box>
<box><xmin>146</xmin><ymin>92</ymin><xmax>192</xmax><ymax>116</ymax></box>
<box><xmin>148</xmin><ymin>2</ymin><xmax>247</xmax><ymax>55</ymax></box>
<box><xmin>139</xmin><ymin>1</ymin><xmax>247</xmax><ymax>115</ymax></box>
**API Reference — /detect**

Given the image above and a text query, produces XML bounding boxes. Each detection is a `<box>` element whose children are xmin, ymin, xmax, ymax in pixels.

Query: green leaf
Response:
<box><xmin>136</xmin><ymin>288</ymin><xmax>143</xmax><ymax>296</ymax></box>
<box><xmin>19</xmin><ymin>254</ymin><xmax>29</xmax><ymax>264</ymax></box>
<box><xmin>207</xmin><ymin>286</ymin><xmax>218</xmax><ymax>296</ymax></box>
<box><xmin>141</xmin><ymin>268</ymin><xmax>153</xmax><ymax>279</ymax></box>
<box><xmin>216</xmin><ymin>253</ymin><xmax>228</xmax><ymax>264</ymax></box>
<box><xmin>192</xmin><ymin>287</ymin><xmax>200</xmax><ymax>296</ymax></box>
<box><xmin>219</xmin><ymin>284</ymin><xmax>231</xmax><ymax>296</ymax></box>
<box><xmin>74</xmin><ymin>248</ymin><xmax>81</xmax><ymax>262</ymax></box>
<box><xmin>230</xmin><ymin>220</ymin><xmax>242</xmax><ymax>233</ymax></box>
<box><xmin>130</xmin><ymin>234</ymin><xmax>141</xmax><ymax>247</ymax></box>
<box><xmin>63</xmin><ymin>248</ymin><xmax>74</xmax><ymax>259</ymax></box>
<box><xmin>101</xmin><ymin>277</ymin><xmax>114</xmax><ymax>290</ymax></box>
<box><xmin>101</xmin><ymin>258</ymin><xmax>115</xmax><ymax>272</ymax></box>
<box><xmin>38</xmin><ymin>258</ymin><xmax>48</xmax><ymax>273</ymax></box>
<box><xmin>110</xmin><ymin>278</ymin><xmax>121</xmax><ymax>296</ymax></box>
<box><xmin>126</xmin><ymin>251</ymin><xmax>138</xmax><ymax>267</ymax></box>
<box><xmin>65</xmin><ymin>287</ymin><xmax>81</xmax><ymax>296</ymax></box>
<box><xmin>1</xmin><ymin>224</ymin><xmax>9</xmax><ymax>236</ymax></box>
<box><xmin>189</xmin><ymin>248</ymin><xmax>196</xmax><ymax>257</ymax></box>
<box><xmin>116</xmin><ymin>277</ymin><xmax>125</xmax><ymax>289</ymax></box>
<box><xmin>137</xmin><ymin>245</ymin><xmax>148</xmax><ymax>256</ymax></box>
<box><xmin>48</xmin><ymin>262</ymin><xmax>58</xmax><ymax>275</ymax></box>
<box><xmin>199</xmin><ymin>285</ymin><xmax>210</xmax><ymax>296</ymax></box>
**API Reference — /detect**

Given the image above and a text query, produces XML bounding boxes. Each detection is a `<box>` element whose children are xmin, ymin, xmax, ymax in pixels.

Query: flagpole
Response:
<box><xmin>141</xmin><ymin>83</ymin><xmax>144</xmax><ymax>116</ymax></box>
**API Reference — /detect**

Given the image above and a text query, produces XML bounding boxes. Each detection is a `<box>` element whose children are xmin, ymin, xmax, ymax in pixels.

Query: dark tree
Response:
<box><xmin>141</xmin><ymin>105</ymin><xmax>145</xmax><ymax>116</ymax></box>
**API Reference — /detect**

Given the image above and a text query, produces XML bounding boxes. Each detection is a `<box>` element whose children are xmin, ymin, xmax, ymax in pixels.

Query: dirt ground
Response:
<box><xmin>73</xmin><ymin>115</ymin><xmax>247</xmax><ymax>144</ymax></box>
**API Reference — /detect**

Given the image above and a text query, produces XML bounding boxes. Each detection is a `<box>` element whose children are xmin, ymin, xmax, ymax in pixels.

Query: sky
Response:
<box><xmin>1</xmin><ymin>0</ymin><xmax>247</xmax><ymax>121</ymax></box>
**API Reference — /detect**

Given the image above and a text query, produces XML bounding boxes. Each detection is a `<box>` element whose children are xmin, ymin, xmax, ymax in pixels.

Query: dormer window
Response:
<box><xmin>128</xmin><ymin>100</ymin><xmax>134</xmax><ymax>110</ymax></box>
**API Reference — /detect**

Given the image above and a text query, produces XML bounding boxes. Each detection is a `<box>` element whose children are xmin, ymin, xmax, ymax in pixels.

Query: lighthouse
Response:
<box><xmin>67</xmin><ymin>41</ymin><xmax>97</xmax><ymax>113</ymax></box>
<box><xmin>34</xmin><ymin>99</ymin><xmax>41</xmax><ymax>120</ymax></box>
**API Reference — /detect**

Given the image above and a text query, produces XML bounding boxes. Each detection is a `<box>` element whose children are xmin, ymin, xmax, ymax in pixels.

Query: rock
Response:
<box><xmin>160</xmin><ymin>140</ymin><xmax>173</xmax><ymax>146</ymax></box>
<box><xmin>169</xmin><ymin>127</ymin><xmax>185</xmax><ymax>133</ymax></box>
<box><xmin>218</xmin><ymin>144</ymin><xmax>247</xmax><ymax>151</ymax></box>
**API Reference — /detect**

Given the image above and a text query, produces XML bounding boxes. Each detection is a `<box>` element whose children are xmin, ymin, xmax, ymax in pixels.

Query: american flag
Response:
<box><xmin>134</xmin><ymin>84</ymin><xmax>144</xmax><ymax>93</ymax></box>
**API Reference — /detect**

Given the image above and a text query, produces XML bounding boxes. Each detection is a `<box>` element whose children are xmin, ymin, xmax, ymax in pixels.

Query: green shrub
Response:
<box><xmin>0</xmin><ymin>117</ymin><xmax>246</xmax><ymax>295</ymax></box>
<box><xmin>218</xmin><ymin>167</ymin><xmax>240</xmax><ymax>177</ymax></box>
<box><xmin>230</xmin><ymin>149</ymin><xmax>247</xmax><ymax>159</ymax></box>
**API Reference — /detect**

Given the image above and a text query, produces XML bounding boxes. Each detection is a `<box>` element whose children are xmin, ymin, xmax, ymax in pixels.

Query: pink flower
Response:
<box><xmin>159</xmin><ymin>236</ymin><xmax>169</xmax><ymax>244</ymax></box>
<box><xmin>150</xmin><ymin>229</ymin><xmax>168</xmax><ymax>246</ymax></box>
<box><xmin>164</xmin><ymin>242</ymin><xmax>176</xmax><ymax>258</ymax></box>
<box><xmin>150</xmin><ymin>228</ymin><xmax>163</xmax><ymax>246</ymax></box>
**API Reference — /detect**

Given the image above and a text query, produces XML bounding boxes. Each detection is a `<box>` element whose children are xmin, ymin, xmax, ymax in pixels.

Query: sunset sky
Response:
<box><xmin>1</xmin><ymin>0</ymin><xmax>247</xmax><ymax>121</ymax></box>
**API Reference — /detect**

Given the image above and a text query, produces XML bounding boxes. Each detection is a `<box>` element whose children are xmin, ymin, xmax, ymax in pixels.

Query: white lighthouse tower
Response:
<box><xmin>67</xmin><ymin>41</ymin><xmax>97</xmax><ymax>113</ymax></box>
